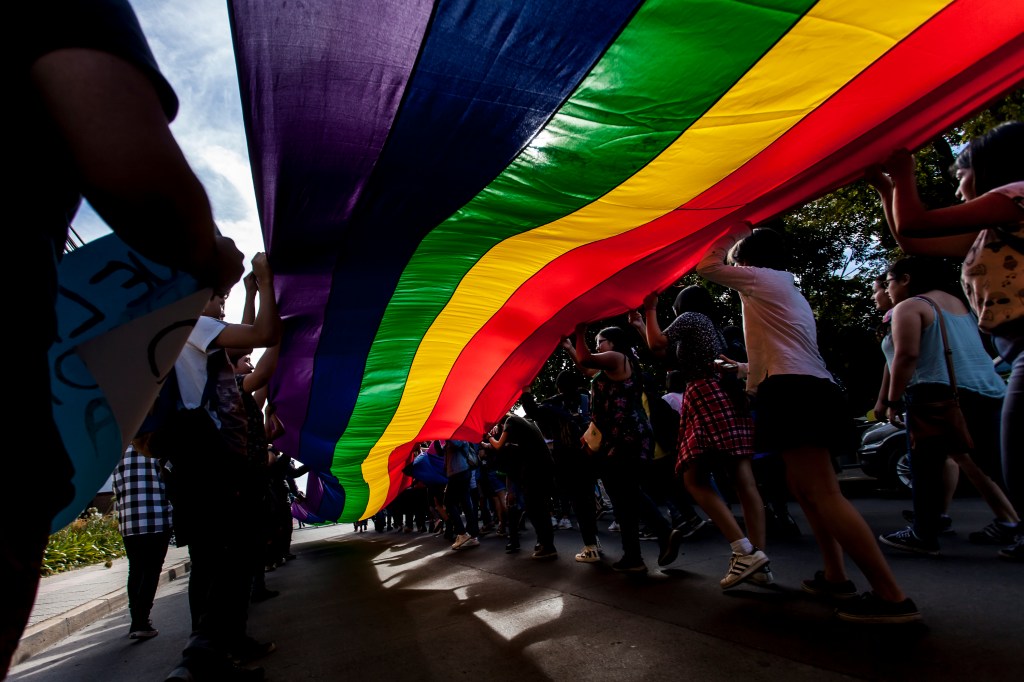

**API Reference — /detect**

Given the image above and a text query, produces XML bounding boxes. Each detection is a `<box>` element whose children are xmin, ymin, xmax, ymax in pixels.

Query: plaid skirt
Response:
<box><xmin>677</xmin><ymin>378</ymin><xmax>754</xmax><ymax>467</ymax></box>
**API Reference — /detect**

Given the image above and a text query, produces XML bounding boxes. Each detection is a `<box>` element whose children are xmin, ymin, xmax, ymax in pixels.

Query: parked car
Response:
<box><xmin>782</xmin><ymin>416</ymin><xmax>911</xmax><ymax>493</ymax></box>
<box><xmin>854</xmin><ymin>419</ymin><xmax>911</xmax><ymax>492</ymax></box>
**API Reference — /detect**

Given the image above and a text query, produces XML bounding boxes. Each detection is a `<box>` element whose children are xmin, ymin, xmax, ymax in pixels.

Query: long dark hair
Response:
<box><xmin>961</xmin><ymin>121</ymin><xmax>1024</xmax><ymax>195</ymax></box>
<box><xmin>596</xmin><ymin>326</ymin><xmax>640</xmax><ymax>364</ymax></box>
<box><xmin>673</xmin><ymin>284</ymin><xmax>716</xmax><ymax>322</ymax></box>
<box><xmin>886</xmin><ymin>256</ymin><xmax>955</xmax><ymax>297</ymax></box>
<box><xmin>732</xmin><ymin>227</ymin><xmax>788</xmax><ymax>270</ymax></box>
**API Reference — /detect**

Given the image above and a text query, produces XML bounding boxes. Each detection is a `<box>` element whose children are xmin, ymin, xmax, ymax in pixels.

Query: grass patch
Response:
<box><xmin>42</xmin><ymin>509</ymin><xmax>124</xmax><ymax>576</ymax></box>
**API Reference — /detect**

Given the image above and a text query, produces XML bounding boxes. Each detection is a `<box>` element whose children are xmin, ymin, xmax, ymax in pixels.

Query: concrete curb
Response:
<box><xmin>13</xmin><ymin>559</ymin><xmax>192</xmax><ymax>667</ymax></box>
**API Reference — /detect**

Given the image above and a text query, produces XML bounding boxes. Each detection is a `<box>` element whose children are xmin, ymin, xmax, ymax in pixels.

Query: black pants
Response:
<box><xmin>186</xmin><ymin>529</ymin><xmax>254</xmax><ymax>639</ymax></box>
<box><xmin>3</xmin><ymin>348</ymin><xmax>76</xmax><ymax>677</ymax></box>
<box><xmin>270</xmin><ymin>499</ymin><xmax>292</xmax><ymax>561</ymax></box>
<box><xmin>508</xmin><ymin>476</ymin><xmax>555</xmax><ymax>549</ymax></box>
<box><xmin>409</xmin><ymin>486</ymin><xmax>429</xmax><ymax>528</ymax></box>
<box><xmin>0</xmin><ymin>517</ymin><xmax>51</xmax><ymax>676</ymax></box>
<box><xmin>552</xmin><ymin>450</ymin><xmax>577</xmax><ymax>519</ymax></box>
<box><xmin>908</xmin><ymin>385</ymin><xmax>1003</xmax><ymax>541</ymax></box>
<box><xmin>599</xmin><ymin>455</ymin><xmax>644</xmax><ymax>561</ymax></box>
<box><xmin>124</xmin><ymin>531</ymin><xmax>171</xmax><ymax>627</ymax></box>
<box><xmin>444</xmin><ymin>471</ymin><xmax>479</xmax><ymax>537</ymax></box>
<box><xmin>567</xmin><ymin>453</ymin><xmax>599</xmax><ymax>546</ymax></box>
<box><xmin>642</xmin><ymin>456</ymin><xmax>700</xmax><ymax>524</ymax></box>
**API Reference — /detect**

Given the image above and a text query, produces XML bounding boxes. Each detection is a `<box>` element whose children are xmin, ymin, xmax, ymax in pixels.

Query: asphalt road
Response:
<box><xmin>10</xmin><ymin>485</ymin><xmax>1022</xmax><ymax>682</ymax></box>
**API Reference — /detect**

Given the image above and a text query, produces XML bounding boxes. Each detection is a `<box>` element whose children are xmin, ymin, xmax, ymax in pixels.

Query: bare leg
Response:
<box><xmin>950</xmin><ymin>452</ymin><xmax>1020</xmax><ymax>523</ymax></box>
<box><xmin>784</xmin><ymin>447</ymin><xmax>906</xmax><ymax>603</ymax></box>
<box><xmin>683</xmin><ymin>468</ymin><xmax>744</xmax><ymax>542</ymax></box>
<box><xmin>786</xmin><ymin>465</ymin><xmax>847</xmax><ymax>583</ymax></box>
<box><xmin>492</xmin><ymin>493</ymin><xmax>507</xmax><ymax>531</ymax></box>
<box><xmin>942</xmin><ymin>459</ymin><xmax>959</xmax><ymax>515</ymax></box>
<box><xmin>731</xmin><ymin>458</ymin><xmax>766</xmax><ymax>550</ymax></box>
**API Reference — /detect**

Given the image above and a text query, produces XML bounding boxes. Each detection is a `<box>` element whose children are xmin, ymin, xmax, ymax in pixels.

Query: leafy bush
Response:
<box><xmin>42</xmin><ymin>509</ymin><xmax>125</xmax><ymax>576</ymax></box>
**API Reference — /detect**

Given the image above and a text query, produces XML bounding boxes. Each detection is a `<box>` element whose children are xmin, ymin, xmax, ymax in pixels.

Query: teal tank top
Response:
<box><xmin>880</xmin><ymin>297</ymin><xmax>1006</xmax><ymax>398</ymax></box>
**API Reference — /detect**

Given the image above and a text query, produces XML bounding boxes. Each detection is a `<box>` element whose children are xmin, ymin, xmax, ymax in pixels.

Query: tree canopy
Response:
<box><xmin>527</xmin><ymin>89</ymin><xmax>1021</xmax><ymax>414</ymax></box>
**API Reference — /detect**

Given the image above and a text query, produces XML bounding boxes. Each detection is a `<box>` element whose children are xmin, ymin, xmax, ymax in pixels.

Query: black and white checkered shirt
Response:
<box><xmin>112</xmin><ymin>445</ymin><xmax>172</xmax><ymax>536</ymax></box>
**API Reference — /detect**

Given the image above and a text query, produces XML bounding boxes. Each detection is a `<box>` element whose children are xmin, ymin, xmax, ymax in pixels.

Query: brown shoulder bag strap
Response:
<box><xmin>916</xmin><ymin>295</ymin><xmax>960</xmax><ymax>401</ymax></box>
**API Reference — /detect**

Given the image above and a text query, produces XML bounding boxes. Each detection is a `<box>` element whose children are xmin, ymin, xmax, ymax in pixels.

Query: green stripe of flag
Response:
<box><xmin>333</xmin><ymin>0</ymin><xmax>817</xmax><ymax>515</ymax></box>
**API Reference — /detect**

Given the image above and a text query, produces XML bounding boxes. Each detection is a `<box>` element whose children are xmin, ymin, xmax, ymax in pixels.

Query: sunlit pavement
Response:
<box><xmin>10</xmin><ymin>490</ymin><xmax>1022</xmax><ymax>681</ymax></box>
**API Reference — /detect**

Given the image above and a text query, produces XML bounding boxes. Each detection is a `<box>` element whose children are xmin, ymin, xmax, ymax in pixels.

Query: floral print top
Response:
<box><xmin>664</xmin><ymin>312</ymin><xmax>724</xmax><ymax>382</ymax></box>
<box><xmin>590</xmin><ymin>364</ymin><xmax>653</xmax><ymax>460</ymax></box>
<box><xmin>961</xmin><ymin>181</ymin><xmax>1024</xmax><ymax>335</ymax></box>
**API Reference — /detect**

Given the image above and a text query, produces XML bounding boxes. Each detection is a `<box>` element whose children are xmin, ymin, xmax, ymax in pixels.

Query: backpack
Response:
<box><xmin>445</xmin><ymin>439</ymin><xmax>480</xmax><ymax>474</ymax></box>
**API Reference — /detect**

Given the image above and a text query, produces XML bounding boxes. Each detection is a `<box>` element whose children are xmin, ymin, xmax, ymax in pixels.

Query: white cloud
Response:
<box><xmin>71</xmin><ymin>0</ymin><xmax>264</xmax><ymax>328</ymax></box>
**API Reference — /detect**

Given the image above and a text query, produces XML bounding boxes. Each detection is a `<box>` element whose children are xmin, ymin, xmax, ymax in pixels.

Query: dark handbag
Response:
<box><xmin>905</xmin><ymin>297</ymin><xmax>974</xmax><ymax>454</ymax></box>
<box><xmin>446</xmin><ymin>440</ymin><xmax>481</xmax><ymax>471</ymax></box>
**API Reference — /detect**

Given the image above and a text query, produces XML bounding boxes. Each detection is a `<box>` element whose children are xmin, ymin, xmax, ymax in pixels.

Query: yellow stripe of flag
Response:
<box><xmin>359</xmin><ymin>0</ymin><xmax>950</xmax><ymax>515</ymax></box>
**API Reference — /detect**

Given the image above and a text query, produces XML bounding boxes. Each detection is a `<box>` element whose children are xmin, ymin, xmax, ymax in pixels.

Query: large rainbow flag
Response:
<box><xmin>227</xmin><ymin>0</ymin><xmax>1023</xmax><ymax>522</ymax></box>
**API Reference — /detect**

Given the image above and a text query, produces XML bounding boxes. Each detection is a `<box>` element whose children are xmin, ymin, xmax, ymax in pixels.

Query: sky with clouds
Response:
<box><xmin>72</xmin><ymin>0</ymin><xmax>262</xmax><ymax>327</ymax></box>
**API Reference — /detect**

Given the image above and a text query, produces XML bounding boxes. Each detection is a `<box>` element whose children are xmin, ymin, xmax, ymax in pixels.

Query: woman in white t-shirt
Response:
<box><xmin>870</xmin><ymin>121</ymin><xmax>1023</xmax><ymax>561</ymax></box>
<box><xmin>698</xmin><ymin>226</ymin><xmax>918</xmax><ymax>624</ymax></box>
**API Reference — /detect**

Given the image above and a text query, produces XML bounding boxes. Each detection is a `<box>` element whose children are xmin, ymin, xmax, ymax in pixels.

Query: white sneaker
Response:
<box><xmin>558</xmin><ymin>518</ymin><xmax>573</xmax><ymax>530</ymax></box>
<box><xmin>575</xmin><ymin>545</ymin><xmax>600</xmax><ymax>563</ymax></box>
<box><xmin>747</xmin><ymin>564</ymin><xmax>775</xmax><ymax>586</ymax></box>
<box><xmin>720</xmin><ymin>549</ymin><xmax>769</xmax><ymax>589</ymax></box>
<box><xmin>458</xmin><ymin>536</ymin><xmax>480</xmax><ymax>549</ymax></box>
<box><xmin>451</xmin><ymin>533</ymin><xmax>471</xmax><ymax>550</ymax></box>
<box><xmin>608</xmin><ymin>521</ymin><xmax>621</xmax><ymax>532</ymax></box>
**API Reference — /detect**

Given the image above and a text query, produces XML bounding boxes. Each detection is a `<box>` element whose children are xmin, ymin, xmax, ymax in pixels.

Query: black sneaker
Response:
<box><xmin>998</xmin><ymin>537</ymin><xmax>1024</xmax><ymax>562</ymax></box>
<box><xmin>657</xmin><ymin>529</ymin><xmax>683</xmax><ymax>567</ymax></box>
<box><xmin>227</xmin><ymin>665</ymin><xmax>265</xmax><ymax>682</ymax></box>
<box><xmin>612</xmin><ymin>557</ymin><xmax>648</xmax><ymax>573</ymax></box>
<box><xmin>531</xmin><ymin>546</ymin><xmax>558</xmax><ymax>560</ymax></box>
<box><xmin>128</xmin><ymin>620</ymin><xmax>159</xmax><ymax>639</ymax></box>
<box><xmin>231</xmin><ymin>638</ymin><xmax>276</xmax><ymax>666</ymax></box>
<box><xmin>766</xmin><ymin>506</ymin><xmax>801</xmax><ymax>540</ymax></box>
<box><xmin>167</xmin><ymin>663</ymin><xmax>264</xmax><ymax>682</ymax></box>
<box><xmin>638</xmin><ymin>526</ymin><xmax>658</xmax><ymax>540</ymax></box>
<box><xmin>835</xmin><ymin>592</ymin><xmax>921</xmax><ymax>624</ymax></box>
<box><xmin>675</xmin><ymin>516</ymin><xmax>708</xmax><ymax>538</ymax></box>
<box><xmin>250</xmin><ymin>588</ymin><xmax>280</xmax><ymax>603</ymax></box>
<box><xmin>164</xmin><ymin>667</ymin><xmax>195</xmax><ymax>682</ymax></box>
<box><xmin>879</xmin><ymin>527</ymin><xmax>940</xmax><ymax>556</ymax></box>
<box><xmin>902</xmin><ymin>509</ymin><xmax>954</xmax><ymax>535</ymax></box>
<box><xmin>969</xmin><ymin>520</ymin><xmax>1019</xmax><ymax>545</ymax></box>
<box><xmin>801</xmin><ymin>570</ymin><xmax>858</xmax><ymax>600</ymax></box>
<box><xmin>505</xmin><ymin>541</ymin><xmax>520</xmax><ymax>553</ymax></box>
